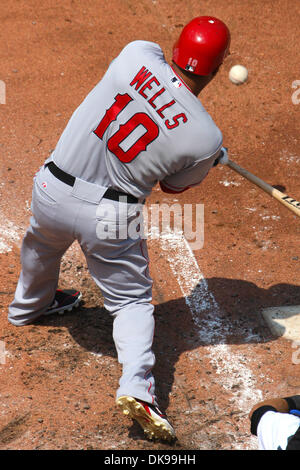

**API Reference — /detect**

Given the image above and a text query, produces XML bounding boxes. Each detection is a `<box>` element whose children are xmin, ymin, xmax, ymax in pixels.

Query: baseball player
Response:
<box><xmin>8</xmin><ymin>17</ymin><xmax>230</xmax><ymax>442</ymax></box>
<box><xmin>249</xmin><ymin>395</ymin><xmax>300</xmax><ymax>450</ymax></box>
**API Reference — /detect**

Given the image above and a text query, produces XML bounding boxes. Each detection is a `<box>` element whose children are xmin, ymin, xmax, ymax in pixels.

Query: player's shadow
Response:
<box><xmin>34</xmin><ymin>276</ymin><xmax>300</xmax><ymax>440</ymax></box>
<box><xmin>152</xmin><ymin>277</ymin><xmax>300</xmax><ymax>411</ymax></box>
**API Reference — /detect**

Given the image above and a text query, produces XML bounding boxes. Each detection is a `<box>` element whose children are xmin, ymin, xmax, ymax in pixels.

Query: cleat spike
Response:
<box><xmin>116</xmin><ymin>395</ymin><xmax>176</xmax><ymax>442</ymax></box>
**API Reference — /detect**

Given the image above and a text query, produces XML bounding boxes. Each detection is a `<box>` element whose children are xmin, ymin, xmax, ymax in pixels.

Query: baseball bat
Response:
<box><xmin>226</xmin><ymin>159</ymin><xmax>300</xmax><ymax>218</ymax></box>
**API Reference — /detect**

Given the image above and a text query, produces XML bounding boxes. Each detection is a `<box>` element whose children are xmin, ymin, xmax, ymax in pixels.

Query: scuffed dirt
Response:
<box><xmin>0</xmin><ymin>0</ymin><xmax>299</xmax><ymax>451</ymax></box>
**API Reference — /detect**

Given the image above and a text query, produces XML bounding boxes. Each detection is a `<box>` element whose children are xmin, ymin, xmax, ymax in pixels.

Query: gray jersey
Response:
<box><xmin>51</xmin><ymin>40</ymin><xmax>223</xmax><ymax>198</ymax></box>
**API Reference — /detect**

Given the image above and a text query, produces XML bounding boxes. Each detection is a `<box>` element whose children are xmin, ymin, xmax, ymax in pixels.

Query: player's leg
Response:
<box><xmin>77</xmin><ymin>197</ymin><xmax>175</xmax><ymax>440</ymax></box>
<box><xmin>85</xmin><ymin>239</ymin><xmax>175</xmax><ymax>441</ymax></box>
<box><xmin>8</xmin><ymin>215</ymin><xmax>74</xmax><ymax>326</ymax></box>
<box><xmin>77</xmin><ymin>198</ymin><xmax>156</xmax><ymax>404</ymax></box>
<box><xmin>83</xmin><ymin>236</ymin><xmax>156</xmax><ymax>405</ymax></box>
<box><xmin>8</xmin><ymin>167</ymin><xmax>76</xmax><ymax>326</ymax></box>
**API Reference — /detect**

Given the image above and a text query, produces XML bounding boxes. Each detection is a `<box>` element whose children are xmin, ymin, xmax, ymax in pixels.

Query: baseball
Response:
<box><xmin>229</xmin><ymin>64</ymin><xmax>248</xmax><ymax>85</ymax></box>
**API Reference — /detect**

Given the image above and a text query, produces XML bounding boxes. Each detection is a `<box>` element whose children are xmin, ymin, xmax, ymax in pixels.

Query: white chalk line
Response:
<box><xmin>0</xmin><ymin>211</ymin><xmax>21</xmax><ymax>253</ymax></box>
<box><xmin>149</xmin><ymin>227</ymin><xmax>263</xmax><ymax>449</ymax></box>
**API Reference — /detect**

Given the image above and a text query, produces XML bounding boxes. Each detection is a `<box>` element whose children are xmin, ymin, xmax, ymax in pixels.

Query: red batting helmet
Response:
<box><xmin>172</xmin><ymin>16</ymin><xmax>231</xmax><ymax>76</ymax></box>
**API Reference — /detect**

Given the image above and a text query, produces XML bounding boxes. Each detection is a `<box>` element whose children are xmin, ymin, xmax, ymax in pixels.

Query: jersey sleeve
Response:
<box><xmin>159</xmin><ymin>148</ymin><xmax>221</xmax><ymax>194</ymax></box>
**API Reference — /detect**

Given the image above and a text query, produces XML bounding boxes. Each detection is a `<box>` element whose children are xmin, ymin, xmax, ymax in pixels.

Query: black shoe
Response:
<box><xmin>45</xmin><ymin>289</ymin><xmax>82</xmax><ymax>316</ymax></box>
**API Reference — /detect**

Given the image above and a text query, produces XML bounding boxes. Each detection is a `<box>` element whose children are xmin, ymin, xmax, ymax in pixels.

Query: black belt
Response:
<box><xmin>46</xmin><ymin>162</ymin><xmax>144</xmax><ymax>204</ymax></box>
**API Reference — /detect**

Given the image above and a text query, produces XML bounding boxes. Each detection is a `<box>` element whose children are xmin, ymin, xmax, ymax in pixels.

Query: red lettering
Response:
<box><xmin>128</xmin><ymin>68</ymin><xmax>187</xmax><ymax>130</ymax></box>
<box><xmin>165</xmin><ymin>113</ymin><xmax>187</xmax><ymax>130</ymax></box>
<box><xmin>139</xmin><ymin>76</ymin><xmax>160</xmax><ymax>99</ymax></box>
<box><xmin>108</xmin><ymin>112</ymin><xmax>159</xmax><ymax>163</ymax></box>
<box><xmin>94</xmin><ymin>93</ymin><xmax>132</xmax><ymax>139</ymax></box>
<box><xmin>156</xmin><ymin>100</ymin><xmax>176</xmax><ymax>119</ymax></box>
<box><xmin>148</xmin><ymin>87</ymin><xmax>166</xmax><ymax>109</ymax></box>
<box><xmin>130</xmin><ymin>66</ymin><xmax>152</xmax><ymax>90</ymax></box>
<box><xmin>94</xmin><ymin>92</ymin><xmax>159</xmax><ymax>163</ymax></box>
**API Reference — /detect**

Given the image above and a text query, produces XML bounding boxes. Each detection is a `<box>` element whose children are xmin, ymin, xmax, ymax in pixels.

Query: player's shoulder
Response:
<box><xmin>123</xmin><ymin>40</ymin><xmax>161</xmax><ymax>51</ymax></box>
<box><xmin>188</xmin><ymin>111</ymin><xmax>223</xmax><ymax>159</ymax></box>
<box><xmin>120</xmin><ymin>40</ymin><xmax>162</xmax><ymax>58</ymax></box>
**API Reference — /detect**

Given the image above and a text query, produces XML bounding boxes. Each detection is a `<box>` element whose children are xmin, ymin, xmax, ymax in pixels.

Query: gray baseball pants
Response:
<box><xmin>8</xmin><ymin>164</ymin><xmax>157</xmax><ymax>405</ymax></box>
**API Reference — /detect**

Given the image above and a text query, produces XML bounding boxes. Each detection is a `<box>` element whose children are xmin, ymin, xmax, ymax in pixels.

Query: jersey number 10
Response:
<box><xmin>94</xmin><ymin>93</ymin><xmax>159</xmax><ymax>163</ymax></box>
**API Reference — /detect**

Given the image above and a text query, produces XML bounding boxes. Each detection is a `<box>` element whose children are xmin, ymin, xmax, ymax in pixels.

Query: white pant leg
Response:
<box><xmin>112</xmin><ymin>302</ymin><xmax>156</xmax><ymax>404</ymax></box>
<box><xmin>8</xmin><ymin>171</ymin><xmax>75</xmax><ymax>326</ymax></box>
<box><xmin>8</xmin><ymin>215</ymin><xmax>73</xmax><ymax>326</ymax></box>
<box><xmin>78</xmin><ymin>199</ymin><xmax>157</xmax><ymax>405</ymax></box>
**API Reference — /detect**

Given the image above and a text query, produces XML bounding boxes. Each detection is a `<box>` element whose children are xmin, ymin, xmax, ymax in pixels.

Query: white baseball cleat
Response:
<box><xmin>117</xmin><ymin>395</ymin><xmax>176</xmax><ymax>442</ymax></box>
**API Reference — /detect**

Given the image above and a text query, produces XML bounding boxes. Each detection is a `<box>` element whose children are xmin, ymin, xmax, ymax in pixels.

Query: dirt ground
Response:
<box><xmin>0</xmin><ymin>0</ymin><xmax>299</xmax><ymax>452</ymax></box>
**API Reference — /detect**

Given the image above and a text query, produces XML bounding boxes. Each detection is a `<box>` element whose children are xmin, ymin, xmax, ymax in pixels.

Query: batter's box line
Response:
<box><xmin>0</xmin><ymin>80</ymin><xmax>5</xmax><ymax>104</ymax></box>
<box><xmin>0</xmin><ymin>340</ymin><xmax>7</xmax><ymax>364</ymax></box>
